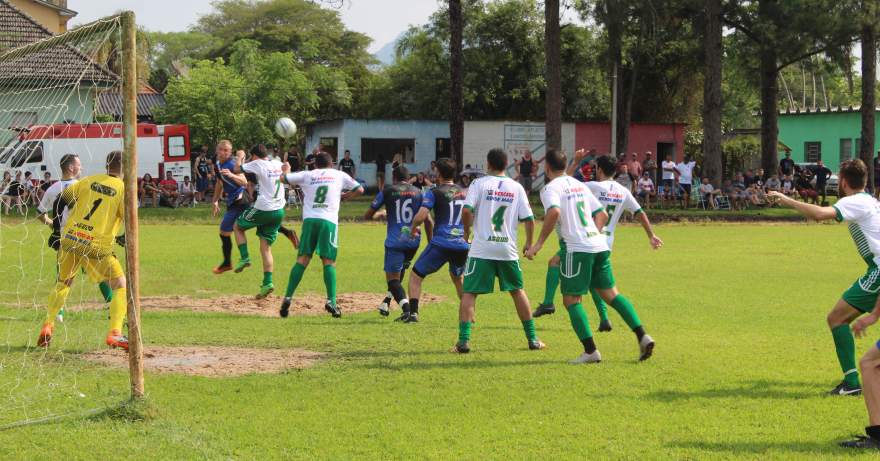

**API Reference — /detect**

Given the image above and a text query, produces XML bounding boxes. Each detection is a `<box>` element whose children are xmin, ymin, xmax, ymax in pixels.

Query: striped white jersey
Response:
<box><xmin>540</xmin><ymin>175</ymin><xmax>608</xmax><ymax>253</ymax></box>
<box><xmin>833</xmin><ymin>193</ymin><xmax>880</xmax><ymax>267</ymax></box>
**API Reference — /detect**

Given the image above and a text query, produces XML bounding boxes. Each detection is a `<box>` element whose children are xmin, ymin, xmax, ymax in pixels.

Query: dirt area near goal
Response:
<box><xmin>82</xmin><ymin>346</ymin><xmax>324</xmax><ymax>377</ymax></box>
<box><xmin>68</xmin><ymin>292</ymin><xmax>445</xmax><ymax>318</ymax></box>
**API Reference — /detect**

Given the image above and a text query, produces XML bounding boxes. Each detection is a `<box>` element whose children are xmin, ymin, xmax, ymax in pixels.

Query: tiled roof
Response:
<box><xmin>0</xmin><ymin>0</ymin><xmax>117</xmax><ymax>85</ymax></box>
<box><xmin>97</xmin><ymin>92</ymin><xmax>165</xmax><ymax>118</ymax></box>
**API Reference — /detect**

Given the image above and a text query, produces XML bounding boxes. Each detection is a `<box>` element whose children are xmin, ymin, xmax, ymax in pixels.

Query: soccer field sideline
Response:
<box><xmin>1</xmin><ymin>222</ymin><xmax>878</xmax><ymax>459</ymax></box>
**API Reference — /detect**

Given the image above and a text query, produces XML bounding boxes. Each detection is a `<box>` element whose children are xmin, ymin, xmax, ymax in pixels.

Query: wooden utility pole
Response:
<box><xmin>449</xmin><ymin>0</ymin><xmax>464</xmax><ymax>170</ymax></box>
<box><xmin>861</xmin><ymin>0</ymin><xmax>877</xmax><ymax>188</ymax></box>
<box><xmin>702</xmin><ymin>0</ymin><xmax>723</xmax><ymax>186</ymax></box>
<box><xmin>121</xmin><ymin>11</ymin><xmax>144</xmax><ymax>400</ymax></box>
<box><xmin>544</xmin><ymin>0</ymin><xmax>562</xmax><ymax>152</ymax></box>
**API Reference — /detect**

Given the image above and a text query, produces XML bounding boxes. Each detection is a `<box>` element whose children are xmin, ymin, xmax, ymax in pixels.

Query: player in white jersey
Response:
<box><xmin>35</xmin><ymin>153</ymin><xmax>113</xmax><ymax>322</ymax></box>
<box><xmin>452</xmin><ymin>148</ymin><xmax>544</xmax><ymax>353</ymax></box>
<box><xmin>526</xmin><ymin>149</ymin><xmax>655</xmax><ymax>363</ymax></box>
<box><xmin>280</xmin><ymin>152</ymin><xmax>363</xmax><ymax>318</ymax></box>
<box><xmin>221</xmin><ymin>147</ymin><xmax>286</xmax><ymax>299</ymax></box>
<box><xmin>770</xmin><ymin>160</ymin><xmax>880</xmax><ymax>401</ymax></box>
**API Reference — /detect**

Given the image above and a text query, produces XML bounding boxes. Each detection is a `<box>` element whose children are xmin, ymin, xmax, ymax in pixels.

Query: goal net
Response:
<box><xmin>0</xmin><ymin>12</ymin><xmax>138</xmax><ymax>427</ymax></box>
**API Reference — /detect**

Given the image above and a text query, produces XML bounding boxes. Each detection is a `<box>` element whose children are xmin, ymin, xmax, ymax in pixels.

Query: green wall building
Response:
<box><xmin>777</xmin><ymin>107</ymin><xmax>875</xmax><ymax>172</ymax></box>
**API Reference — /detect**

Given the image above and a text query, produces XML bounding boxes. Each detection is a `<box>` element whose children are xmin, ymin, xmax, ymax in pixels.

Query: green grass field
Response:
<box><xmin>0</xmin><ymin>214</ymin><xmax>878</xmax><ymax>459</ymax></box>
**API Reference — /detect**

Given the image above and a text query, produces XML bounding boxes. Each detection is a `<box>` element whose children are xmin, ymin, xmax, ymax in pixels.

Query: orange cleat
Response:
<box><xmin>212</xmin><ymin>264</ymin><xmax>232</xmax><ymax>275</ymax></box>
<box><xmin>105</xmin><ymin>330</ymin><xmax>129</xmax><ymax>350</ymax></box>
<box><xmin>37</xmin><ymin>323</ymin><xmax>53</xmax><ymax>348</ymax></box>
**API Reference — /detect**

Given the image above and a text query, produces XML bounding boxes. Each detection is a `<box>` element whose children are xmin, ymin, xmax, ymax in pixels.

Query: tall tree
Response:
<box><xmin>861</xmin><ymin>0</ymin><xmax>878</xmax><ymax>188</ymax></box>
<box><xmin>726</xmin><ymin>0</ymin><xmax>858</xmax><ymax>177</ymax></box>
<box><xmin>449</xmin><ymin>0</ymin><xmax>464</xmax><ymax>169</ymax></box>
<box><xmin>545</xmin><ymin>0</ymin><xmax>562</xmax><ymax>152</ymax></box>
<box><xmin>702</xmin><ymin>0</ymin><xmax>723</xmax><ymax>186</ymax></box>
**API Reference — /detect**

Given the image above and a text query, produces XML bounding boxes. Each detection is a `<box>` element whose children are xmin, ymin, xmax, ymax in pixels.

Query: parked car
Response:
<box><xmin>795</xmin><ymin>162</ymin><xmax>838</xmax><ymax>194</ymax></box>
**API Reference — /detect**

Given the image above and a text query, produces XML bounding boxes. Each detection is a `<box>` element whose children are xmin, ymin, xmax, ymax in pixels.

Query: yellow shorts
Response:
<box><xmin>57</xmin><ymin>249</ymin><xmax>124</xmax><ymax>283</ymax></box>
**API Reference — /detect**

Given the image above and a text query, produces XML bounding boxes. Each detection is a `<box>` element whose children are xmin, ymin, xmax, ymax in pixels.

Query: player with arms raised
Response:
<box><xmin>280</xmin><ymin>153</ymin><xmax>363</xmax><ymax>318</ymax></box>
<box><xmin>37</xmin><ymin>151</ymin><xmax>129</xmax><ymax>349</ymax></box>
<box><xmin>364</xmin><ymin>166</ymin><xmax>426</xmax><ymax>319</ymax></box>
<box><xmin>222</xmin><ymin>146</ymin><xmax>286</xmax><ymax>298</ymax></box>
<box><xmin>211</xmin><ymin>140</ymin><xmax>248</xmax><ymax>274</ymax></box>
<box><xmin>406</xmin><ymin>158</ymin><xmax>469</xmax><ymax>323</ymax></box>
<box><xmin>452</xmin><ymin>148</ymin><xmax>543</xmax><ymax>353</ymax></box>
<box><xmin>769</xmin><ymin>159</ymin><xmax>880</xmax><ymax>396</ymax></box>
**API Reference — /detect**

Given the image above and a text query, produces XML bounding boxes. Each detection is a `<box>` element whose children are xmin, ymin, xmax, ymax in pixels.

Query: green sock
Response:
<box><xmin>610</xmin><ymin>294</ymin><xmax>642</xmax><ymax>330</ymax></box>
<box><xmin>831</xmin><ymin>324</ymin><xmax>860</xmax><ymax>387</ymax></box>
<box><xmin>262</xmin><ymin>271</ymin><xmax>272</xmax><ymax>286</ymax></box>
<box><xmin>566</xmin><ymin>303</ymin><xmax>593</xmax><ymax>340</ymax></box>
<box><xmin>238</xmin><ymin>243</ymin><xmax>249</xmax><ymax>260</ymax></box>
<box><xmin>98</xmin><ymin>281</ymin><xmax>113</xmax><ymax>303</ymax></box>
<box><xmin>591</xmin><ymin>288</ymin><xmax>609</xmax><ymax>321</ymax></box>
<box><xmin>458</xmin><ymin>321</ymin><xmax>472</xmax><ymax>343</ymax></box>
<box><xmin>323</xmin><ymin>264</ymin><xmax>337</xmax><ymax>305</ymax></box>
<box><xmin>542</xmin><ymin>265</ymin><xmax>560</xmax><ymax>305</ymax></box>
<box><xmin>285</xmin><ymin>263</ymin><xmax>306</xmax><ymax>297</ymax></box>
<box><xmin>522</xmin><ymin>319</ymin><xmax>537</xmax><ymax>342</ymax></box>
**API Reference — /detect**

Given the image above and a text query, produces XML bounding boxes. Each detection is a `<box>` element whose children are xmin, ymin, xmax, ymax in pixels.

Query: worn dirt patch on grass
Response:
<box><xmin>68</xmin><ymin>292</ymin><xmax>445</xmax><ymax>317</ymax></box>
<box><xmin>82</xmin><ymin>346</ymin><xmax>324</xmax><ymax>377</ymax></box>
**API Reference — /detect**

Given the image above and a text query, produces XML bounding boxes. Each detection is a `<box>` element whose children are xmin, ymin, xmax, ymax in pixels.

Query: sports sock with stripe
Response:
<box><xmin>98</xmin><ymin>281</ymin><xmax>113</xmax><ymax>303</ymax></box>
<box><xmin>323</xmin><ymin>264</ymin><xmax>337</xmax><ymax>305</ymax></box>
<box><xmin>832</xmin><ymin>324</ymin><xmax>860</xmax><ymax>387</ymax></box>
<box><xmin>285</xmin><ymin>263</ymin><xmax>306</xmax><ymax>297</ymax></box>
<box><xmin>542</xmin><ymin>265</ymin><xmax>560</xmax><ymax>305</ymax></box>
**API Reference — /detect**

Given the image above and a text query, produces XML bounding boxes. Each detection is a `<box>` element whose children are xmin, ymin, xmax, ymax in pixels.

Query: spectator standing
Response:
<box><xmin>194</xmin><ymin>150</ymin><xmax>211</xmax><ymax>203</ymax></box>
<box><xmin>815</xmin><ymin>160</ymin><xmax>832</xmax><ymax>205</ymax></box>
<box><xmin>391</xmin><ymin>153</ymin><xmax>403</xmax><ymax>174</ymax></box>
<box><xmin>376</xmin><ymin>152</ymin><xmax>387</xmax><ymax>189</ymax></box>
<box><xmin>627</xmin><ymin>153</ymin><xmax>643</xmax><ymax>178</ymax></box>
<box><xmin>38</xmin><ymin>171</ymin><xmax>52</xmax><ymax>202</ymax></box>
<box><xmin>676</xmin><ymin>155</ymin><xmax>697</xmax><ymax>209</ymax></box>
<box><xmin>637</xmin><ymin>171</ymin><xmax>655</xmax><ymax>208</ymax></box>
<box><xmin>571</xmin><ymin>149</ymin><xmax>598</xmax><ymax>182</ymax></box>
<box><xmin>642</xmin><ymin>151</ymin><xmax>657</xmax><ymax>184</ymax></box>
<box><xmin>159</xmin><ymin>171</ymin><xmax>180</xmax><ymax>207</ymax></box>
<box><xmin>413</xmin><ymin>171</ymin><xmax>432</xmax><ymax>189</ymax></box>
<box><xmin>661</xmin><ymin>154</ymin><xmax>677</xmax><ymax>207</ymax></box>
<box><xmin>338</xmin><ymin>149</ymin><xmax>356</xmax><ymax>178</ymax></box>
<box><xmin>1</xmin><ymin>170</ymin><xmax>23</xmax><ymax>214</ymax></box>
<box><xmin>305</xmin><ymin>148</ymin><xmax>317</xmax><ymax>171</ymax></box>
<box><xmin>614</xmin><ymin>164</ymin><xmax>635</xmax><ymax>193</ymax></box>
<box><xmin>779</xmin><ymin>152</ymin><xmax>795</xmax><ymax>177</ymax></box>
<box><xmin>516</xmin><ymin>150</ymin><xmax>536</xmax><ymax>193</ymax></box>
<box><xmin>287</xmin><ymin>148</ymin><xmax>302</xmax><ymax>172</ymax></box>
<box><xmin>428</xmin><ymin>160</ymin><xmax>438</xmax><ymax>183</ymax></box>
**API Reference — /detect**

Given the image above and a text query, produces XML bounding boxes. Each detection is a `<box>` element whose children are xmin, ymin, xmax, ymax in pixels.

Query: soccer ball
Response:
<box><xmin>274</xmin><ymin>117</ymin><xmax>297</xmax><ymax>139</ymax></box>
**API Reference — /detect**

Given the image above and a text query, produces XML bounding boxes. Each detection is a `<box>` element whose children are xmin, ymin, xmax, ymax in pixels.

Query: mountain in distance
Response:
<box><xmin>373</xmin><ymin>32</ymin><xmax>405</xmax><ymax>67</ymax></box>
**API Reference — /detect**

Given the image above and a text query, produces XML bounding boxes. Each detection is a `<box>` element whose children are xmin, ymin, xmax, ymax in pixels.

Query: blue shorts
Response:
<box><xmin>412</xmin><ymin>243</ymin><xmax>469</xmax><ymax>278</ymax></box>
<box><xmin>384</xmin><ymin>246</ymin><xmax>418</xmax><ymax>274</ymax></box>
<box><xmin>196</xmin><ymin>177</ymin><xmax>209</xmax><ymax>192</ymax></box>
<box><xmin>220</xmin><ymin>202</ymin><xmax>248</xmax><ymax>233</ymax></box>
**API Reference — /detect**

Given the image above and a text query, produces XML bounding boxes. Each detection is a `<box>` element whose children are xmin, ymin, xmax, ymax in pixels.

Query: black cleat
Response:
<box><xmin>404</xmin><ymin>312</ymin><xmax>419</xmax><ymax>323</ymax></box>
<box><xmin>325</xmin><ymin>300</ymin><xmax>342</xmax><ymax>318</ymax></box>
<box><xmin>840</xmin><ymin>435</ymin><xmax>880</xmax><ymax>449</ymax></box>
<box><xmin>394</xmin><ymin>312</ymin><xmax>411</xmax><ymax>322</ymax></box>
<box><xmin>528</xmin><ymin>339</ymin><xmax>546</xmax><ymax>350</ymax></box>
<box><xmin>279</xmin><ymin>297</ymin><xmax>291</xmax><ymax>318</ymax></box>
<box><xmin>532</xmin><ymin>303</ymin><xmax>555</xmax><ymax>318</ymax></box>
<box><xmin>598</xmin><ymin>319</ymin><xmax>613</xmax><ymax>332</ymax></box>
<box><xmin>451</xmin><ymin>341</ymin><xmax>470</xmax><ymax>353</ymax></box>
<box><xmin>830</xmin><ymin>381</ymin><xmax>862</xmax><ymax>396</ymax></box>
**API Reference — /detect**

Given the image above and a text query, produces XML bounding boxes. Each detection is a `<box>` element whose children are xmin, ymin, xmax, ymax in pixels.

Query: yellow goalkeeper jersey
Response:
<box><xmin>60</xmin><ymin>173</ymin><xmax>124</xmax><ymax>258</ymax></box>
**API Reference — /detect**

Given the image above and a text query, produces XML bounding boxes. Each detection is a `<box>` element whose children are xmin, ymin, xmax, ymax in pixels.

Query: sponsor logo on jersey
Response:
<box><xmin>90</xmin><ymin>182</ymin><xmax>117</xmax><ymax>196</ymax></box>
<box><xmin>488</xmin><ymin>235</ymin><xmax>509</xmax><ymax>243</ymax></box>
<box><xmin>486</xmin><ymin>190</ymin><xmax>514</xmax><ymax>203</ymax></box>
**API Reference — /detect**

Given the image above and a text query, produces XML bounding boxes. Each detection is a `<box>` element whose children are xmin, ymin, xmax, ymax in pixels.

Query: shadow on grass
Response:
<box><xmin>0</xmin><ymin>398</ymin><xmax>154</xmax><ymax>431</ymax></box>
<box><xmin>670</xmin><ymin>439</ymin><xmax>846</xmax><ymax>455</ymax></box>
<box><xmin>648</xmin><ymin>379</ymin><xmax>819</xmax><ymax>401</ymax></box>
<box><xmin>362</xmin><ymin>357</ymin><xmax>558</xmax><ymax>371</ymax></box>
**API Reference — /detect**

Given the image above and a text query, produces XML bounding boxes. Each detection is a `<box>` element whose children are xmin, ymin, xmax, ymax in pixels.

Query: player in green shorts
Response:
<box><xmin>769</xmin><ymin>159</ymin><xmax>880</xmax><ymax>397</ymax></box>
<box><xmin>526</xmin><ymin>149</ymin><xmax>654</xmax><ymax>363</ymax></box>
<box><xmin>280</xmin><ymin>153</ymin><xmax>363</xmax><ymax>318</ymax></box>
<box><xmin>222</xmin><ymin>145</ymin><xmax>287</xmax><ymax>299</ymax></box>
<box><xmin>452</xmin><ymin>148</ymin><xmax>544</xmax><ymax>353</ymax></box>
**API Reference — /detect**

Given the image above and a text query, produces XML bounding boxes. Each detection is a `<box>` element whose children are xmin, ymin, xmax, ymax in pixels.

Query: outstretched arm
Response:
<box><xmin>342</xmin><ymin>186</ymin><xmax>364</xmax><ymax>201</ymax></box>
<box><xmin>635</xmin><ymin>210</ymin><xmax>662</xmax><ymax>249</ymax></box>
<box><xmin>767</xmin><ymin>191</ymin><xmax>837</xmax><ymax>221</ymax></box>
<box><xmin>566</xmin><ymin>148</ymin><xmax>587</xmax><ymax>176</ymax></box>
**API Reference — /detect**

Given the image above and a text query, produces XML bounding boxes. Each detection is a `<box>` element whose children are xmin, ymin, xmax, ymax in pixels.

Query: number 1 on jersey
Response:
<box><xmin>83</xmin><ymin>198</ymin><xmax>103</xmax><ymax>220</ymax></box>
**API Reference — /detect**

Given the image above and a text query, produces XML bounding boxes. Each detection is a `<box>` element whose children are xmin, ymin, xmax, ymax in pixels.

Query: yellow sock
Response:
<box><xmin>45</xmin><ymin>282</ymin><xmax>70</xmax><ymax>326</ymax></box>
<box><xmin>108</xmin><ymin>287</ymin><xmax>127</xmax><ymax>333</ymax></box>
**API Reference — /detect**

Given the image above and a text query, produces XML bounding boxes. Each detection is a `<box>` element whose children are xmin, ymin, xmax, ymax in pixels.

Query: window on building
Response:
<box><xmin>436</xmin><ymin>138</ymin><xmax>451</xmax><ymax>161</ymax></box>
<box><xmin>10</xmin><ymin>141</ymin><xmax>43</xmax><ymax>168</ymax></box>
<box><xmin>361</xmin><ymin>138</ymin><xmax>416</xmax><ymax>163</ymax></box>
<box><xmin>840</xmin><ymin>138</ymin><xmax>853</xmax><ymax>163</ymax></box>
<box><xmin>167</xmin><ymin>135</ymin><xmax>186</xmax><ymax>158</ymax></box>
<box><xmin>319</xmin><ymin>137</ymin><xmax>338</xmax><ymax>161</ymax></box>
<box><xmin>805</xmin><ymin>142</ymin><xmax>821</xmax><ymax>162</ymax></box>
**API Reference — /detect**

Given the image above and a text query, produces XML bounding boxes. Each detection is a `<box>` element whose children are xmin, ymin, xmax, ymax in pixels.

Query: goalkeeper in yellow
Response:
<box><xmin>38</xmin><ymin>151</ymin><xmax>129</xmax><ymax>350</ymax></box>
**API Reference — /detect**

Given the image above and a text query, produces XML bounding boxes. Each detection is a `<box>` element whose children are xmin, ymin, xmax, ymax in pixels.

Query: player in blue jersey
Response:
<box><xmin>364</xmin><ymin>166</ymin><xmax>429</xmax><ymax>319</ymax></box>
<box><xmin>211</xmin><ymin>141</ymin><xmax>249</xmax><ymax>274</ymax></box>
<box><xmin>404</xmin><ymin>158</ymin><xmax>470</xmax><ymax>323</ymax></box>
